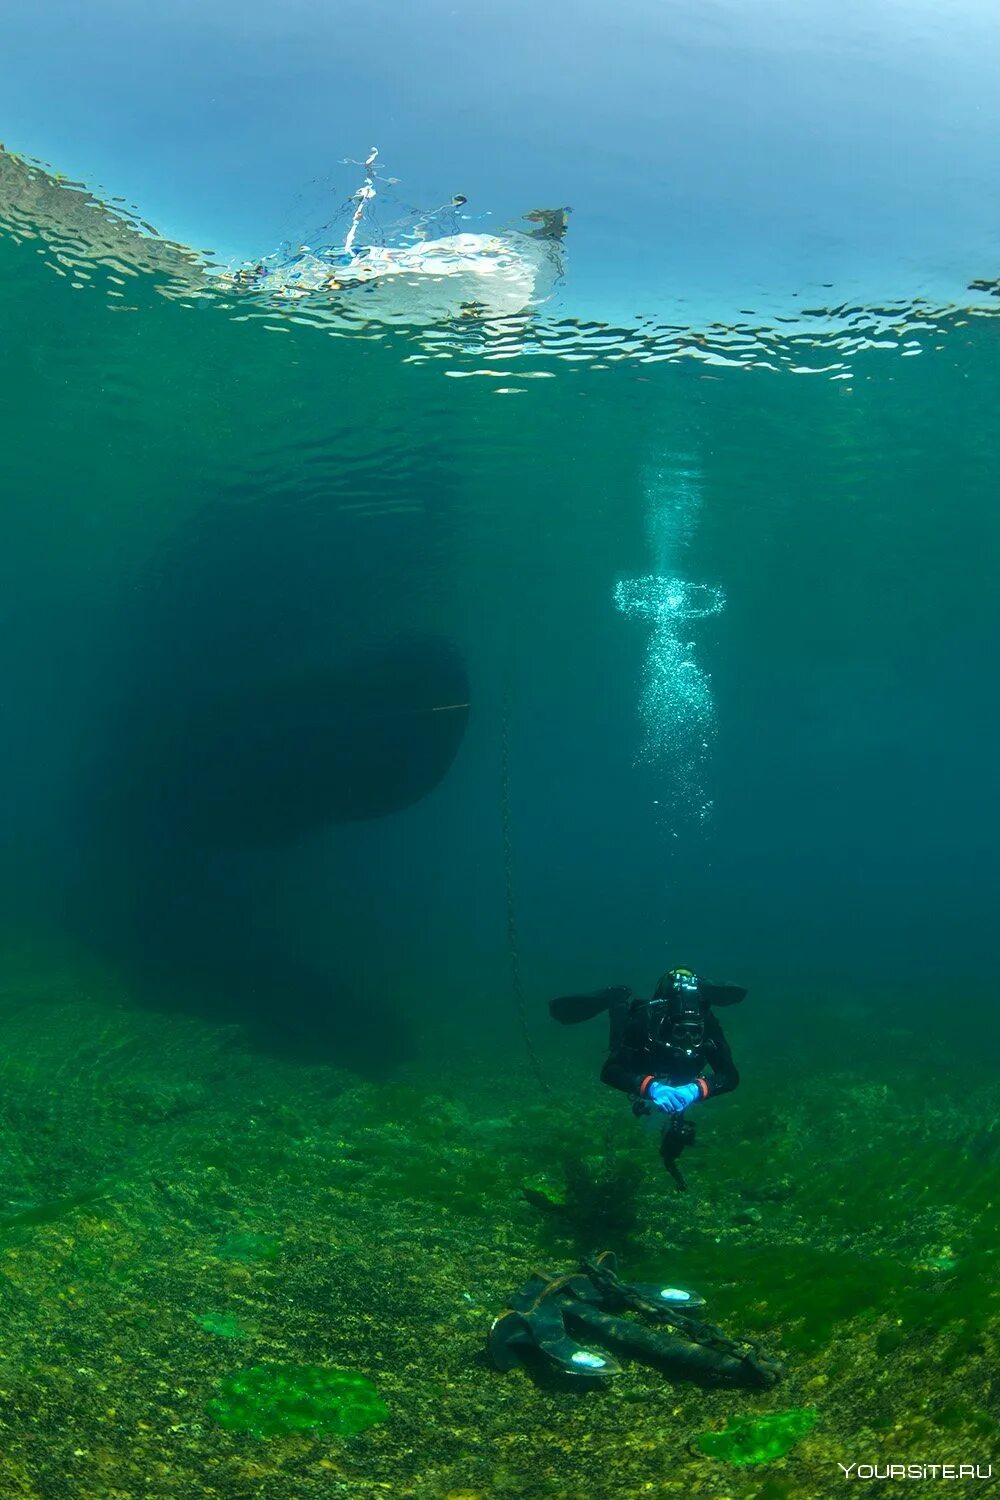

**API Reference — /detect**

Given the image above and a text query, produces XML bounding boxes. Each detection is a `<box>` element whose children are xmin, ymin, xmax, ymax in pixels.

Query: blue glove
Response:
<box><xmin>646</xmin><ymin>1080</ymin><xmax>703</xmax><ymax>1114</ymax></box>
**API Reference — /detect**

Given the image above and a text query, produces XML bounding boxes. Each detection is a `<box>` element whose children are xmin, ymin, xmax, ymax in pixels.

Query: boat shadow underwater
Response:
<box><xmin>77</xmin><ymin>488</ymin><xmax>470</xmax><ymax>1072</ymax></box>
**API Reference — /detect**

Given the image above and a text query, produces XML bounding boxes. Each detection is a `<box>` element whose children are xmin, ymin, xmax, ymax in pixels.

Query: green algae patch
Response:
<box><xmin>207</xmin><ymin>1363</ymin><xmax>388</xmax><ymax>1438</ymax></box>
<box><xmin>216</xmin><ymin>1231</ymin><xmax>281</xmax><ymax>1263</ymax></box>
<box><xmin>697</xmin><ymin>1408</ymin><xmax>818</xmax><ymax>1465</ymax></box>
<box><xmin>194</xmin><ymin>1311</ymin><xmax>246</xmax><ymax>1340</ymax></box>
<box><xmin>521</xmin><ymin>1175</ymin><xmax>567</xmax><ymax>1212</ymax></box>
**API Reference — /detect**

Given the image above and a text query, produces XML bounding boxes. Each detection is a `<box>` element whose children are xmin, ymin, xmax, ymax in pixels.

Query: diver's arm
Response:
<box><xmin>702</xmin><ymin>1013</ymin><xmax>740</xmax><ymax>1096</ymax></box>
<box><xmin>598</xmin><ymin>992</ymin><xmax>647</xmax><ymax>1092</ymax></box>
<box><xmin>600</xmin><ymin>1048</ymin><xmax>653</xmax><ymax>1095</ymax></box>
<box><xmin>602</xmin><ymin>1054</ymin><xmax>708</xmax><ymax>1116</ymax></box>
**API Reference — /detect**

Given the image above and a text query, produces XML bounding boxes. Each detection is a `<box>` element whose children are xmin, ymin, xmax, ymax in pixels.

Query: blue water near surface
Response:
<box><xmin>4</xmin><ymin>0</ymin><xmax>1000</xmax><ymax>326</ymax></box>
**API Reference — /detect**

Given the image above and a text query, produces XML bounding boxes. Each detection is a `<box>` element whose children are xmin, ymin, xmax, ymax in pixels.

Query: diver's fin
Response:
<box><xmin>699</xmin><ymin>981</ymin><xmax>747</xmax><ymax>1007</ymax></box>
<box><xmin>549</xmin><ymin>986</ymin><xmax>631</xmax><ymax>1025</ymax></box>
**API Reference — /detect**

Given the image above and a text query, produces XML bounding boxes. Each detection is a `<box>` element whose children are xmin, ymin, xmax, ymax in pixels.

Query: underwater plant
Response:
<box><xmin>207</xmin><ymin>1363</ymin><xmax>388</xmax><ymax>1438</ymax></box>
<box><xmin>697</xmin><ymin>1408</ymin><xmax>818</xmax><ymax>1465</ymax></box>
<box><xmin>559</xmin><ymin>1144</ymin><xmax>645</xmax><ymax>1247</ymax></box>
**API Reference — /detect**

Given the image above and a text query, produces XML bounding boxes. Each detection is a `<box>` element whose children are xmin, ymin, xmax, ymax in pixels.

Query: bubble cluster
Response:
<box><xmin>615</xmin><ymin>468</ymin><xmax>726</xmax><ymax>823</ymax></box>
<box><xmin>613</xmin><ymin>576</ymin><xmax>725</xmax><ymax>623</ymax></box>
<box><xmin>615</xmin><ymin>584</ymin><xmax>721</xmax><ymax>815</ymax></box>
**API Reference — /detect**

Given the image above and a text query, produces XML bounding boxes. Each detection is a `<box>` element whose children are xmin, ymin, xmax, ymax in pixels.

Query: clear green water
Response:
<box><xmin>0</xmin><ymin>152</ymin><xmax>997</xmax><ymax>1495</ymax></box>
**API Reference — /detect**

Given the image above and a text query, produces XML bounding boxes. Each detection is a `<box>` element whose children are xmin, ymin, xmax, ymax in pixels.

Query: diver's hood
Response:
<box><xmin>656</xmin><ymin>973</ymin><xmax>748</xmax><ymax>1008</ymax></box>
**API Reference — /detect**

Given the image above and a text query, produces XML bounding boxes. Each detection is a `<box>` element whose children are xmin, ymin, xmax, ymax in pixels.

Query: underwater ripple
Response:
<box><xmin>4</xmin><ymin>144</ymin><xmax>999</xmax><ymax>388</ymax></box>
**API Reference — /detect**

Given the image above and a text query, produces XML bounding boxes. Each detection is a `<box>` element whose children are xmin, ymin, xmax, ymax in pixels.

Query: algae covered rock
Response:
<box><xmin>207</xmin><ymin>1363</ymin><xmax>388</xmax><ymax>1438</ymax></box>
<box><xmin>697</xmin><ymin>1407</ymin><xmax>817</xmax><ymax>1465</ymax></box>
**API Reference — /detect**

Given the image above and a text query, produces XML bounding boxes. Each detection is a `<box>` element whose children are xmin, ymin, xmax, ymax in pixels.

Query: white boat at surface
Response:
<box><xmin>232</xmin><ymin>226</ymin><xmax>563</xmax><ymax>323</ymax></box>
<box><xmin>226</xmin><ymin>150</ymin><xmax>570</xmax><ymax>325</ymax></box>
<box><xmin>0</xmin><ymin>142</ymin><xmax>570</xmax><ymax>327</ymax></box>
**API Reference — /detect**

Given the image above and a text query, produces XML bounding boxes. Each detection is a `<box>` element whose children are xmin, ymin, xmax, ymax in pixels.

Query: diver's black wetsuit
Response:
<box><xmin>549</xmin><ymin>975</ymin><xmax>745</xmax><ymax>1189</ymax></box>
<box><xmin>598</xmin><ymin>987</ymin><xmax>740</xmax><ymax>1099</ymax></box>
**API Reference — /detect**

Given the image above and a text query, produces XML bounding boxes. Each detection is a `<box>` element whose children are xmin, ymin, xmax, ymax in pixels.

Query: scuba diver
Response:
<box><xmin>549</xmin><ymin>968</ymin><xmax>746</xmax><ymax>1190</ymax></box>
